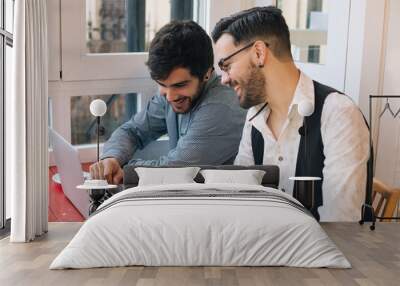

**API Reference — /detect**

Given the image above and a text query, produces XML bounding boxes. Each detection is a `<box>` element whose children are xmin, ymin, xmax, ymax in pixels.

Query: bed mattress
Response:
<box><xmin>50</xmin><ymin>183</ymin><xmax>350</xmax><ymax>269</ymax></box>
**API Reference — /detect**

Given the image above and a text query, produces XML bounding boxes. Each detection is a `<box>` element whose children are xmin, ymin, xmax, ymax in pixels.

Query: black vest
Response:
<box><xmin>251</xmin><ymin>81</ymin><xmax>357</xmax><ymax>220</ymax></box>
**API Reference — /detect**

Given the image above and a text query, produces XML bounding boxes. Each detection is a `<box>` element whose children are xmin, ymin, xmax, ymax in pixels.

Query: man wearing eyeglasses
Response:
<box><xmin>212</xmin><ymin>7</ymin><xmax>370</xmax><ymax>221</ymax></box>
<box><xmin>90</xmin><ymin>21</ymin><xmax>246</xmax><ymax>183</ymax></box>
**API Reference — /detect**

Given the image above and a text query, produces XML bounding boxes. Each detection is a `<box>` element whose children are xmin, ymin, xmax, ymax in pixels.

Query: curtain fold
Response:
<box><xmin>8</xmin><ymin>0</ymin><xmax>48</xmax><ymax>242</ymax></box>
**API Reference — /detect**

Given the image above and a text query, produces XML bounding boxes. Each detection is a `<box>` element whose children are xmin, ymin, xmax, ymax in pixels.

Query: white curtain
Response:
<box><xmin>7</xmin><ymin>0</ymin><xmax>48</xmax><ymax>242</ymax></box>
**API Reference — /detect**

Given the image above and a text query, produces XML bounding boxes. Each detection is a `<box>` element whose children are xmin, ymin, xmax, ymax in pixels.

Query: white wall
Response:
<box><xmin>342</xmin><ymin>0</ymin><xmax>400</xmax><ymax>189</ymax></box>
<box><xmin>374</xmin><ymin>0</ymin><xmax>400</xmax><ymax>188</ymax></box>
<box><xmin>344</xmin><ymin>0</ymin><xmax>386</xmax><ymax>116</ymax></box>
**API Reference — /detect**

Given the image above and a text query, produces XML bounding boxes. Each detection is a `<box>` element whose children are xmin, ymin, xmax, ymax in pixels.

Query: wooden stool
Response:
<box><xmin>372</xmin><ymin>178</ymin><xmax>400</xmax><ymax>222</ymax></box>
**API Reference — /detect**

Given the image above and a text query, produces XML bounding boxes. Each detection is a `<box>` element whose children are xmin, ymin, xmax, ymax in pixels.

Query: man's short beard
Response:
<box><xmin>240</xmin><ymin>64</ymin><xmax>267</xmax><ymax>109</ymax></box>
<box><xmin>175</xmin><ymin>79</ymin><xmax>206</xmax><ymax>114</ymax></box>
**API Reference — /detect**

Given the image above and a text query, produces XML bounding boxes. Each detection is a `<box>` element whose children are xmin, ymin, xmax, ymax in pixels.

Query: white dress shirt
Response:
<box><xmin>234</xmin><ymin>72</ymin><xmax>370</xmax><ymax>221</ymax></box>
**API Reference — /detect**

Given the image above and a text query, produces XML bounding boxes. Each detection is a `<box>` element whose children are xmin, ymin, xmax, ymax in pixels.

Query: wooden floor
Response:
<box><xmin>0</xmin><ymin>222</ymin><xmax>399</xmax><ymax>286</ymax></box>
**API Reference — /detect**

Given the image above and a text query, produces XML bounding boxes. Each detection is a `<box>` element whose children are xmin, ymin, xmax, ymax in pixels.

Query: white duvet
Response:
<box><xmin>50</xmin><ymin>183</ymin><xmax>350</xmax><ymax>269</ymax></box>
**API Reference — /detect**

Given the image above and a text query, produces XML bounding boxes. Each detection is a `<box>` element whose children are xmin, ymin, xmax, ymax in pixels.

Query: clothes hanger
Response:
<box><xmin>393</xmin><ymin>106</ymin><xmax>400</xmax><ymax>119</ymax></box>
<box><xmin>379</xmin><ymin>98</ymin><xmax>395</xmax><ymax>118</ymax></box>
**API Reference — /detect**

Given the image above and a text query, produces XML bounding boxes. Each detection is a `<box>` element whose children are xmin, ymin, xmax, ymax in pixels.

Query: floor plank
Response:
<box><xmin>0</xmin><ymin>222</ymin><xmax>399</xmax><ymax>286</ymax></box>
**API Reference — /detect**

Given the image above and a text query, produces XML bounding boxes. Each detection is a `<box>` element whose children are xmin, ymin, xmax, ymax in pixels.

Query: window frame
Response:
<box><xmin>1</xmin><ymin>0</ymin><xmax>13</xmax><ymax>230</ymax></box>
<box><xmin>60</xmin><ymin>0</ymin><xmax>208</xmax><ymax>81</ymax></box>
<box><xmin>60</xmin><ymin>0</ymin><xmax>149</xmax><ymax>81</ymax></box>
<box><xmin>275</xmin><ymin>0</ymin><xmax>351</xmax><ymax>91</ymax></box>
<box><xmin>48</xmin><ymin>0</ymin><xmax>257</xmax><ymax>165</ymax></box>
<box><xmin>0</xmin><ymin>13</ymin><xmax>4</xmax><ymax>230</ymax></box>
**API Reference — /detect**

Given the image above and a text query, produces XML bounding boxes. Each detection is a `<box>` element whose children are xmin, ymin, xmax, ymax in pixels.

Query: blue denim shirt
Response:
<box><xmin>101</xmin><ymin>73</ymin><xmax>247</xmax><ymax>166</ymax></box>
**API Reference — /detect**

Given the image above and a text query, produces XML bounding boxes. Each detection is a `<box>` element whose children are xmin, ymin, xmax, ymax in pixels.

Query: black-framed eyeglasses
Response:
<box><xmin>218</xmin><ymin>41</ymin><xmax>269</xmax><ymax>72</ymax></box>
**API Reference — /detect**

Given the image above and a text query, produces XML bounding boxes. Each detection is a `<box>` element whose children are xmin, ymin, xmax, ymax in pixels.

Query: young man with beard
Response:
<box><xmin>212</xmin><ymin>7</ymin><xmax>370</xmax><ymax>221</ymax></box>
<box><xmin>90</xmin><ymin>21</ymin><xmax>246</xmax><ymax>184</ymax></box>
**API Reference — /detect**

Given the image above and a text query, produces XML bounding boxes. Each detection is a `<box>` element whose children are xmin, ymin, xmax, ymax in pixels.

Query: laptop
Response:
<box><xmin>49</xmin><ymin>128</ymin><xmax>90</xmax><ymax>218</ymax></box>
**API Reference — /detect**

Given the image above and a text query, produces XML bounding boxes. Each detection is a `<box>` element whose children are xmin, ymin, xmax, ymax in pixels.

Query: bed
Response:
<box><xmin>50</xmin><ymin>165</ymin><xmax>350</xmax><ymax>269</ymax></box>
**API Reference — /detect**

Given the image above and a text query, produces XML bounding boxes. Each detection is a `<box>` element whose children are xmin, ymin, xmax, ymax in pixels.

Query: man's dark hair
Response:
<box><xmin>211</xmin><ymin>6</ymin><xmax>292</xmax><ymax>59</ymax></box>
<box><xmin>146</xmin><ymin>20</ymin><xmax>214</xmax><ymax>80</ymax></box>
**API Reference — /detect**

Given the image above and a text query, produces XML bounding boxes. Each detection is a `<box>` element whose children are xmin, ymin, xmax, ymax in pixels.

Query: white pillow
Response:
<box><xmin>200</xmin><ymin>169</ymin><xmax>266</xmax><ymax>185</ymax></box>
<box><xmin>135</xmin><ymin>167</ymin><xmax>201</xmax><ymax>186</ymax></box>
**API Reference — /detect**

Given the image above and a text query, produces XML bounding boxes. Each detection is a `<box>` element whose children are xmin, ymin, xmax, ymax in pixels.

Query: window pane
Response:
<box><xmin>5</xmin><ymin>44</ymin><xmax>12</xmax><ymax>220</ymax></box>
<box><xmin>86</xmin><ymin>0</ymin><xmax>195</xmax><ymax>53</ymax></box>
<box><xmin>48</xmin><ymin>97</ymin><xmax>53</xmax><ymax>148</ymax></box>
<box><xmin>277</xmin><ymin>0</ymin><xmax>328</xmax><ymax>64</ymax></box>
<box><xmin>0</xmin><ymin>1</ymin><xmax>3</xmax><ymax>29</ymax></box>
<box><xmin>48</xmin><ymin>98</ymin><xmax>53</xmax><ymax>129</ymax></box>
<box><xmin>71</xmin><ymin>94</ymin><xmax>138</xmax><ymax>145</ymax></box>
<box><xmin>5</xmin><ymin>0</ymin><xmax>14</xmax><ymax>34</ymax></box>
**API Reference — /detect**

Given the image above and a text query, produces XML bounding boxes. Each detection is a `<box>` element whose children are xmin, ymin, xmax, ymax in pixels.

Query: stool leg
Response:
<box><xmin>382</xmin><ymin>194</ymin><xmax>398</xmax><ymax>222</ymax></box>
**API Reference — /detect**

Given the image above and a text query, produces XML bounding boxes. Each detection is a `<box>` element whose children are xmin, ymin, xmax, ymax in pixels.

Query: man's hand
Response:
<box><xmin>89</xmin><ymin>158</ymin><xmax>123</xmax><ymax>184</ymax></box>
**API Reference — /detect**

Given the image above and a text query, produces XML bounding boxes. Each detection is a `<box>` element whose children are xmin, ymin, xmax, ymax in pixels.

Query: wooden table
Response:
<box><xmin>0</xmin><ymin>222</ymin><xmax>399</xmax><ymax>286</ymax></box>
